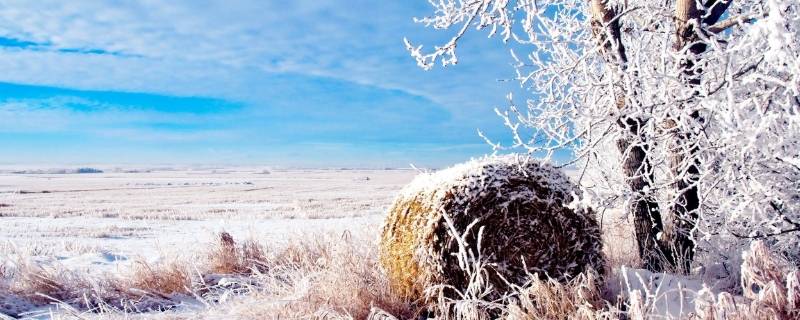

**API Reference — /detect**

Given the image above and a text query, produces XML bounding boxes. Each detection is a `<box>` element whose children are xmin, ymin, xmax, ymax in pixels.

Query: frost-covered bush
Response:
<box><xmin>379</xmin><ymin>154</ymin><xmax>603</xmax><ymax>300</ymax></box>
<box><xmin>695</xmin><ymin>241</ymin><xmax>800</xmax><ymax>319</ymax></box>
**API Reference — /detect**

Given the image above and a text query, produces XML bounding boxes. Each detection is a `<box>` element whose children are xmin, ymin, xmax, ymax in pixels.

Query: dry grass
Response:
<box><xmin>2</xmin><ymin>228</ymin><xmax>798</xmax><ymax>319</ymax></box>
<box><xmin>5</xmin><ymin>259</ymin><xmax>90</xmax><ymax>305</ymax></box>
<box><xmin>0</xmin><ymin>256</ymin><xmax>196</xmax><ymax>316</ymax></box>
<box><xmin>124</xmin><ymin>260</ymin><xmax>192</xmax><ymax>298</ymax></box>
<box><xmin>600</xmin><ymin>212</ymin><xmax>641</xmax><ymax>270</ymax></box>
<box><xmin>206</xmin><ymin>232</ymin><xmax>268</xmax><ymax>275</ymax></box>
<box><xmin>0</xmin><ymin>231</ymin><xmax>417</xmax><ymax>319</ymax></box>
<box><xmin>693</xmin><ymin>241</ymin><xmax>800</xmax><ymax>320</ymax></box>
<box><xmin>0</xmin><ymin>261</ymin><xmax>8</xmax><ymax>280</ymax></box>
<box><xmin>211</xmin><ymin>232</ymin><xmax>416</xmax><ymax>319</ymax></box>
<box><xmin>505</xmin><ymin>271</ymin><xmax>612</xmax><ymax>319</ymax></box>
<box><xmin>0</xmin><ymin>240</ymin><xmax>102</xmax><ymax>256</ymax></box>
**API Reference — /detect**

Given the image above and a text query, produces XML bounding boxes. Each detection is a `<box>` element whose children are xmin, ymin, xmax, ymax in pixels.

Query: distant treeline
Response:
<box><xmin>11</xmin><ymin>167</ymin><xmax>104</xmax><ymax>174</ymax></box>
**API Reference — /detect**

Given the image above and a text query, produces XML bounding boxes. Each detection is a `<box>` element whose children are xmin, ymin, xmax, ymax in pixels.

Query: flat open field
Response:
<box><xmin>1</xmin><ymin>167</ymin><xmax>646</xmax><ymax>319</ymax></box>
<box><xmin>0</xmin><ymin>169</ymin><xmax>416</xmax><ymax>274</ymax></box>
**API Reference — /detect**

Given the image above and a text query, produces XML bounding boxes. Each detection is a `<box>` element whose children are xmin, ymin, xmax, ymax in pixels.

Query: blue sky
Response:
<box><xmin>0</xmin><ymin>1</ymin><xmax>522</xmax><ymax>168</ymax></box>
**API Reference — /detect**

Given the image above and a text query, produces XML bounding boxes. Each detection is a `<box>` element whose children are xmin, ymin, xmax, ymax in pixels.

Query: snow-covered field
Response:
<box><xmin>0</xmin><ymin>168</ymin><xmax>419</xmax><ymax>318</ymax></box>
<box><xmin>0</xmin><ymin>168</ymin><xmax>416</xmax><ymax>261</ymax></box>
<box><xmin>2</xmin><ymin>168</ymin><xmax>787</xmax><ymax>320</ymax></box>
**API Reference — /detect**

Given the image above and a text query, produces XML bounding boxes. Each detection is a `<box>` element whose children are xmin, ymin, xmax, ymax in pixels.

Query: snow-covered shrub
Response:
<box><xmin>695</xmin><ymin>241</ymin><xmax>800</xmax><ymax>319</ymax></box>
<box><xmin>379</xmin><ymin>154</ymin><xmax>604</xmax><ymax>300</ymax></box>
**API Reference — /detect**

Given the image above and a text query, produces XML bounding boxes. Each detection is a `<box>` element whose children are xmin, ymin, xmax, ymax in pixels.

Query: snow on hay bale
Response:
<box><xmin>379</xmin><ymin>154</ymin><xmax>604</xmax><ymax>299</ymax></box>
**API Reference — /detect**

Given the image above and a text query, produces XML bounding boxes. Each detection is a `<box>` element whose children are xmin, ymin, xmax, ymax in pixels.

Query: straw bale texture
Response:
<box><xmin>380</xmin><ymin>155</ymin><xmax>604</xmax><ymax>299</ymax></box>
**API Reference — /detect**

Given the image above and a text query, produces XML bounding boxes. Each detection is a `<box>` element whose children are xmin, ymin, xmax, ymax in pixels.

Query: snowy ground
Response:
<box><xmin>1</xmin><ymin>167</ymin><xmax>731</xmax><ymax>319</ymax></box>
<box><xmin>0</xmin><ymin>168</ymin><xmax>416</xmax><ymax>274</ymax></box>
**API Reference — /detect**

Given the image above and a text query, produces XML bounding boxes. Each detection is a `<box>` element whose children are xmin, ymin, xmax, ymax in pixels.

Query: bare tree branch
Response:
<box><xmin>709</xmin><ymin>14</ymin><xmax>757</xmax><ymax>33</ymax></box>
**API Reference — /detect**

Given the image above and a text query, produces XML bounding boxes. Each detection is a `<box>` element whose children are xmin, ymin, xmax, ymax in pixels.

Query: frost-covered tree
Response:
<box><xmin>407</xmin><ymin>0</ymin><xmax>800</xmax><ymax>273</ymax></box>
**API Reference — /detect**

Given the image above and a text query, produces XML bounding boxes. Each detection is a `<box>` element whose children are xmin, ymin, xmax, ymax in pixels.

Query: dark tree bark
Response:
<box><xmin>617</xmin><ymin>117</ymin><xmax>671</xmax><ymax>271</ymax></box>
<box><xmin>667</xmin><ymin>0</ymin><xmax>731</xmax><ymax>273</ymax></box>
<box><xmin>665</xmin><ymin>118</ymin><xmax>701</xmax><ymax>273</ymax></box>
<box><xmin>590</xmin><ymin>0</ymin><xmax>672</xmax><ymax>271</ymax></box>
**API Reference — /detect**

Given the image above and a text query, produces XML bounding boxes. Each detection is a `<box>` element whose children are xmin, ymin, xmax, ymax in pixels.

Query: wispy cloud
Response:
<box><xmin>0</xmin><ymin>1</ymin><xmax>519</xmax><ymax>166</ymax></box>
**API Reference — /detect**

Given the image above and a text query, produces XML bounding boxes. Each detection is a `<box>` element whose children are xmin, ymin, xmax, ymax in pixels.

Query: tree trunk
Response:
<box><xmin>590</xmin><ymin>0</ymin><xmax>670</xmax><ymax>272</ymax></box>
<box><xmin>617</xmin><ymin>117</ymin><xmax>671</xmax><ymax>271</ymax></box>
<box><xmin>665</xmin><ymin>118</ymin><xmax>700</xmax><ymax>274</ymax></box>
<box><xmin>666</xmin><ymin>0</ymin><xmax>730</xmax><ymax>273</ymax></box>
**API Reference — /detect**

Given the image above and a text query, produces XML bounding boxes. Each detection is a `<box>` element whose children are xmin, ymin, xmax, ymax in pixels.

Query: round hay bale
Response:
<box><xmin>379</xmin><ymin>154</ymin><xmax>604</xmax><ymax>299</ymax></box>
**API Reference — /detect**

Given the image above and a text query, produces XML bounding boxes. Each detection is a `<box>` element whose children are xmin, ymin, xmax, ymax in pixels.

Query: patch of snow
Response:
<box><xmin>619</xmin><ymin>267</ymin><xmax>710</xmax><ymax>319</ymax></box>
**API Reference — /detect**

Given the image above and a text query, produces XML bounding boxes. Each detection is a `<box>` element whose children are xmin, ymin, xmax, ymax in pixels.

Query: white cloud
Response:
<box><xmin>0</xmin><ymin>0</ymin><xmax>518</xmax><ymax>126</ymax></box>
